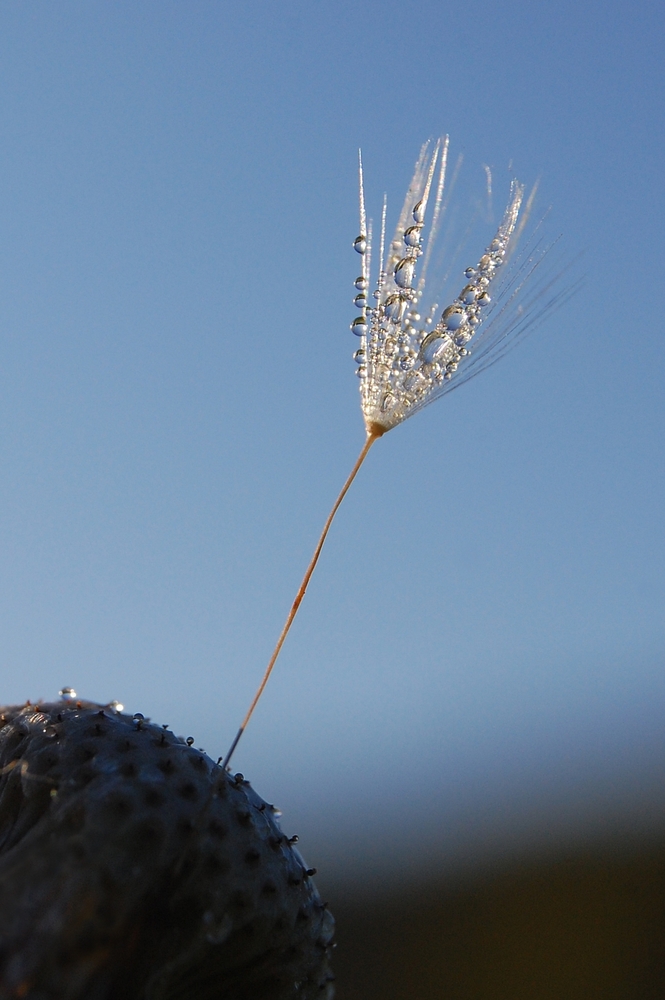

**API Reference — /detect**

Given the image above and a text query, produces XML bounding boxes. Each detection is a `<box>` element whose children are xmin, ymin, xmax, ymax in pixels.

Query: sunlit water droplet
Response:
<box><xmin>384</xmin><ymin>294</ymin><xmax>406</xmax><ymax>322</ymax></box>
<box><xmin>351</xmin><ymin>316</ymin><xmax>368</xmax><ymax>337</ymax></box>
<box><xmin>394</xmin><ymin>258</ymin><xmax>415</xmax><ymax>289</ymax></box>
<box><xmin>353</xmin><ymin>235</ymin><xmax>367</xmax><ymax>254</ymax></box>
<box><xmin>442</xmin><ymin>306</ymin><xmax>467</xmax><ymax>331</ymax></box>
<box><xmin>421</xmin><ymin>332</ymin><xmax>454</xmax><ymax>364</ymax></box>
<box><xmin>355</xmin><ymin>276</ymin><xmax>368</xmax><ymax>291</ymax></box>
<box><xmin>412</xmin><ymin>200</ymin><xmax>425</xmax><ymax>224</ymax></box>
<box><xmin>404</xmin><ymin>225</ymin><xmax>422</xmax><ymax>248</ymax></box>
<box><xmin>59</xmin><ymin>687</ymin><xmax>77</xmax><ymax>702</ymax></box>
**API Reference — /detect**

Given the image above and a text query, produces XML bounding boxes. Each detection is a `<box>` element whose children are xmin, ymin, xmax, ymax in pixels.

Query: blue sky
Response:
<box><xmin>0</xmin><ymin>1</ymin><xmax>663</xmax><ymax>883</ymax></box>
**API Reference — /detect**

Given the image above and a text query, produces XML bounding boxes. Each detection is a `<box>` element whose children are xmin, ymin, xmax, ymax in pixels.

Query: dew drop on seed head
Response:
<box><xmin>412</xmin><ymin>200</ymin><xmax>425</xmax><ymax>224</ymax></box>
<box><xmin>353</xmin><ymin>348</ymin><xmax>365</xmax><ymax>364</ymax></box>
<box><xmin>477</xmin><ymin>292</ymin><xmax>491</xmax><ymax>307</ymax></box>
<box><xmin>394</xmin><ymin>258</ymin><xmax>415</xmax><ymax>289</ymax></box>
<box><xmin>465</xmin><ymin>267</ymin><xmax>477</xmax><ymax>280</ymax></box>
<box><xmin>355</xmin><ymin>365</ymin><xmax>366</xmax><ymax>378</ymax></box>
<box><xmin>381</xmin><ymin>393</ymin><xmax>396</xmax><ymax>412</ymax></box>
<box><xmin>421</xmin><ymin>332</ymin><xmax>454</xmax><ymax>364</ymax></box>
<box><xmin>109</xmin><ymin>701</ymin><xmax>124</xmax><ymax>713</ymax></box>
<box><xmin>59</xmin><ymin>687</ymin><xmax>77</xmax><ymax>702</ymax></box>
<box><xmin>355</xmin><ymin>276</ymin><xmax>368</xmax><ymax>291</ymax></box>
<box><xmin>186</xmin><ymin>736</ymin><xmax>195</xmax><ymax>746</ymax></box>
<box><xmin>385</xmin><ymin>294</ymin><xmax>406</xmax><ymax>322</ymax></box>
<box><xmin>353</xmin><ymin>235</ymin><xmax>367</xmax><ymax>254</ymax></box>
<box><xmin>442</xmin><ymin>307</ymin><xmax>467</xmax><ymax>331</ymax></box>
<box><xmin>351</xmin><ymin>316</ymin><xmax>368</xmax><ymax>337</ymax></box>
<box><xmin>44</xmin><ymin>725</ymin><xmax>57</xmax><ymax>739</ymax></box>
<box><xmin>133</xmin><ymin>713</ymin><xmax>145</xmax><ymax>722</ymax></box>
<box><xmin>460</xmin><ymin>285</ymin><xmax>477</xmax><ymax>305</ymax></box>
<box><xmin>354</xmin><ymin>293</ymin><xmax>367</xmax><ymax>310</ymax></box>
<box><xmin>404</xmin><ymin>225</ymin><xmax>422</xmax><ymax>248</ymax></box>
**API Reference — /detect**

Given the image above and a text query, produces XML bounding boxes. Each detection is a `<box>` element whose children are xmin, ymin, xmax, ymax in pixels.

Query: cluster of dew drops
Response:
<box><xmin>349</xmin><ymin>185</ymin><xmax>516</xmax><ymax>424</ymax></box>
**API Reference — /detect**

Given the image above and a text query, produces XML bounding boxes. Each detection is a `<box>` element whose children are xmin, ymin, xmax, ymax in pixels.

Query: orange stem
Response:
<box><xmin>222</xmin><ymin>429</ymin><xmax>381</xmax><ymax>769</ymax></box>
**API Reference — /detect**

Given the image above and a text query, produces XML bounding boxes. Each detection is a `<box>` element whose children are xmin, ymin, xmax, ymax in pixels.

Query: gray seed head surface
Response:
<box><xmin>0</xmin><ymin>700</ymin><xmax>335</xmax><ymax>1000</ymax></box>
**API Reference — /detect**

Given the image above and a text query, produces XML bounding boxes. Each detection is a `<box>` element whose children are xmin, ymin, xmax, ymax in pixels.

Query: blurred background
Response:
<box><xmin>0</xmin><ymin>2</ymin><xmax>663</xmax><ymax>996</ymax></box>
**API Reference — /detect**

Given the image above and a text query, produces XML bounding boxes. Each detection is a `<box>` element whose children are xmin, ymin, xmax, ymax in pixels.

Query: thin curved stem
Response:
<box><xmin>222</xmin><ymin>430</ymin><xmax>380</xmax><ymax>770</ymax></box>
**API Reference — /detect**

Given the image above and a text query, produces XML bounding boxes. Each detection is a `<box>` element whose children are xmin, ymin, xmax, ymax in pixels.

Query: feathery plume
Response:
<box><xmin>223</xmin><ymin>138</ymin><xmax>567</xmax><ymax>768</ymax></box>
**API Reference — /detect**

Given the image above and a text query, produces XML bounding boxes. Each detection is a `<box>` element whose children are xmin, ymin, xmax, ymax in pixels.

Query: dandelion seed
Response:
<box><xmin>223</xmin><ymin>138</ymin><xmax>571</xmax><ymax>769</ymax></box>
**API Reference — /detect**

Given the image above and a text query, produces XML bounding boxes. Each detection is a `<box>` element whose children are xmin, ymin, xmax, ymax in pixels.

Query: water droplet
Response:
<box><xmin>59</xmin><ymin>687</ymin><xmax>77</xmax><ymax>702</ymax></box>
<box><xmin>353</xmin><ymin>235</ymin><xmax>367</xmax><ymax>254</ymax></box>
<box><xmin>133</xmin><ymin>712</ymin><xmax>145</xmax><ymax>722</ymax></box>
<box><xmin>478</xmin><ymin>254</ymin><xmax>492</xmax><ymax>271</ymax></box>
<box><xmin>412</xmin><ymin>200</ymin><xmax>425</xmax><ymax>224</ymax></box>
<box><xmin>459</xmin><ymin>347</ymin><xmax>468</xmax><ymax>356</ymax></box>
<box><xmin>444</xmin><ymin>371</ymin><xmax>453</xmax><ymax>380</ymax></box>
<box><xmin>404</xmin><ymin>225</ymin><xmax>422</xmax><ymax>248</ymax></box>
<box><xmin>446</xmin><ymin>361</ymin><xmax>458</xmax><ymax>372</ymax></box>
<box><xmin>490</xmin><ymin>238</ymin><xmax>503</xmax><ymax>252</ymax></box>
<box><xmin>186</xmin><ymin>736</ymin><xmax>195</xmax><ymax>746</ymax></box>
<box><xmin>421</xmin><ymin>332</ymin><xmax>454</xmax><ymax>364</ymax></box>
<box><xmin>381</xmin><ymin>393</ymin><xmax>396</xmax><ymax>412</ymax></box>
<box><xmin>354</xmin><ymin>293</ymin><xmax>367</xmax><ymax>310</ymax></box>
<box><xmin>44</xmin><ymin>725</ymin><xmax>57</xmax><ymax>739</ymax></box>
<box><xmin>399</xmin><ymin>355</ymin><xmax>415</xmax><ymax>371</ymax></box>
<box><xmin>394</xmin><ymin>258</ymin><xmax>415</xmax><ymax>289</ymax></box>
<box><xmin>404</xmin><ymin>371</ymin><xmax>426</xmax><ymax>391</ymax></box>
<box><xmin>355</xmin><ymin>365</ymin><xmax>366</xmax><ymax>378</ymax></box>
<box><xmin>469</xmin><ymin>314</ymin><xmax>481</xmax><ymax>326</ymax></box>
<box><xmin>442</xmin><ymin>306</ymin><xmax>467</xmax><ymax>331</ymax></box>
<box><xmin>109</xmin><ymin>701</ymin><xmax>124</xmax><ymax>713</ymax></box>
<box><xmin>351</xmin><ymin>316</ymin><xmax>368</xmax><ymax>337</ymax></box>
<box><xmin>353</xmin><ymin>348</ymin><xmax>365</xmax><ymax>364</ymax></box>
<box><xmin>465</xmin><ymin>267</ymin><xmax>477</xmax><ymax>280</ymax></box>
<box><xmin>355</xmin><ymin>276</ymin><xmax>368</xmax><ymax>291</ymax></box>
<box><xmin>460</xmin><ymin>285</ymin><xmax>477</xmax><ymax>305</ymax></box>
<box><xmin>384</xmin><ymin>294</ymin><xmax>406</xmax><ymax>322</ymax></box>
<box><xmin>477</xmin><ymin>292</ymin><xmax>491</xmax><ymax>307</ymax></box>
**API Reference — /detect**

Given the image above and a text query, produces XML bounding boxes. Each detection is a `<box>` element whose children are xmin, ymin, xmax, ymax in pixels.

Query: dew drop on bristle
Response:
<box><xmin>59</xmin><ymin>687</ymin><xmax>77</xmax><ymax>702</ymax></box>
<box><xmin>351</xmin><ymin>316</ymin><xmax>368</xmax><ymax>337</ymax></box>
<box><xmin>461</xmin><ymin>285</ymin><xmax>477</xmax><ymax>305</ymax></box>
<box><xmin>413</xmin><ymin>200</ymin><xmax>425</xmax><ymax>224</ymax></box>
<box><xmin>44</xmin><ymin>725</ymin><xmax>57</xmax><ymax>739</ymax></box>
<box><xmin>355</xmin><ymin>276</ymin><xmax>368</xmax><ymax>291</ymax></box>
<box><xmin>477</xmin><ymin>292</ymin><xmax>491</xmax><ymax>307</ymax></box>
<box><xmin>353</xmin><ymin>235</ymin><xmax>367</xmax><ymax>254</ymax></box>
<box><xmin>394</xmin><ymin>258</ymin><xmax>415</xmax><ymax>289</ymax></box>
<box><xmin>421</xmin><ymin>332</ymin><xmax>454</xmax><ymax>364</ymax></box>
<box><xmin>404</xmin><ymin>225</ymin><xmax>422</xmax><ymax>248</ymax></box>
<box><xmin>385</xmin><ymin>294</ymin><xmax>406</xmax><ymax>322</ymax></box>
<box><xmin>381</xmin><ymin>393</ymin><xmax>396</xmax><ymax>412</ymax></box>
<box><xmin>353</xmin><ymin>348</ymin><xmax>365</xmax><ymax>364</ymax></box>
<box><xmin>465</xmin><ymin>267</ymin><xmax>476</xmax><ymax>280</ymax></box>
<box><xmin>109</xmin><ymin>701</ymin><xmax>124</xmax><ymax>713</ymax></box>
<box><xmin>354</xmin><ymin>294</ymin><xmax>367</xmax><ymax>310</ymax></box>
<box><xmin>442</xmin><ymin>307</ymin><xmax>467</xmax><ymax>331</ymax></box>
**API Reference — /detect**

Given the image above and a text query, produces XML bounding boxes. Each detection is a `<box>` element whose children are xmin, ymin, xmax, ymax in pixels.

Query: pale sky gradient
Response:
<box><xmin>0</xmin><ymin>1</ymin><xmax>663</xmax><ymax>884</ymax></box>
